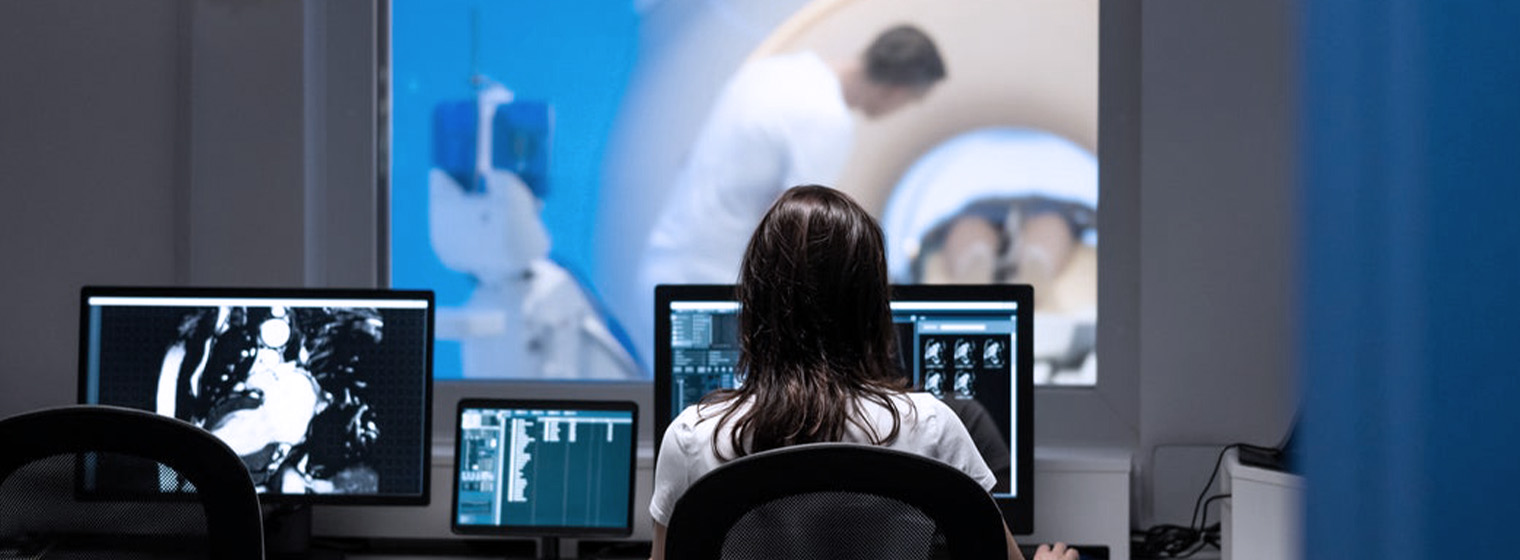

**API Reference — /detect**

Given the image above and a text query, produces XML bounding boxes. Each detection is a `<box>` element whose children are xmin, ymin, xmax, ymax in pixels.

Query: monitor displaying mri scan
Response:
<box><xmin>653</xmin><ymin>284</ymin><xmax>1035</xmax><ymax>533</ymax></box>
<box><xmin>77</xmin><ymin>287</ymin><xmax>434</xmax><ymax>505</ymax></box>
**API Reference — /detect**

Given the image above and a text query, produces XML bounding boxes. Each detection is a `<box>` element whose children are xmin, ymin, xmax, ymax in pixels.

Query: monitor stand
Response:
<box><xmin>263</xmin><ymin>504</ymin><xmax>320</xmax><ymax>559</ymax></box>
<box><xmin>535</xmin><ymin>536</ymin><xmax>562</xmax><ymax>560</ymax></box>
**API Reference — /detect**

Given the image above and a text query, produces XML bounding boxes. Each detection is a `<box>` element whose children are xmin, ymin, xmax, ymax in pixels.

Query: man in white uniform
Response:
<box><xmin>641</xmin><ymin>25</ymin><xmax>948</xmax><ymax>288</ymax></box>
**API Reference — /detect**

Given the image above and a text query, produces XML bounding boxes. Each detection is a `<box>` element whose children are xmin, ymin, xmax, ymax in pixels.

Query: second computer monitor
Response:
<box><xmin>653</xmin><ymin>284</ymin><xmax>1034</xmax><ymax>533</ymax></box>
<box><xmin>452</xmin><ymin>399</ymin><xmax>638</xmax><ymax>540</ymax></box>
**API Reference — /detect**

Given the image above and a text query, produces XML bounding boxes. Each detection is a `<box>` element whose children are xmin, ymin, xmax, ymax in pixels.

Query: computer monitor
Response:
<box><xmin>653</xmin><ymin>284</ymin><xmax>1034</xmax><ymax>533</ymax></box>
<box><xmin>452</xmin><ymin>399</ymin><xmax>637</xmax><ymax>559</ymax></box>
<box><xmin>77</xmin><ymin>286</ymin><xmax>434</xmax><ymax>505</ymax></box>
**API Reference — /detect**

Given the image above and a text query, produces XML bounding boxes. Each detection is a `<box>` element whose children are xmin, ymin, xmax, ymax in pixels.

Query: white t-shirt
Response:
<box><xmin>649</xmin><ymin>392</ymin><xmax>995</xmax><ymax>525</ymax></box>
<box><xmin>641</xmin><ymin>51</ymin><xmax>855</xmax><ymax>287</ymax></box>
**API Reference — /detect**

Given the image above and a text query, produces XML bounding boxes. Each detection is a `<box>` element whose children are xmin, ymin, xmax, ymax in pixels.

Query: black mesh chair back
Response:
<box><xmin>664</xmin><ymin>443</ymin><xmax>1009</xmax><ymax>560</ymax></box>
<box><xmin>0</xmin><ymin>405</ymin><xmax>264</xmax><ymax>559</ymax></box>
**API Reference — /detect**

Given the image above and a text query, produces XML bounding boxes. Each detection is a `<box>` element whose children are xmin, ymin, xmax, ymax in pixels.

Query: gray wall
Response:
<box><xmin>1</xmin><ymin>0</ymin><xmax>184</xmax><ymax>415</ymax></box>
<box><xmin>0</xmin><ymin>0</ymin><xmax>1296</xmax><ymax>533</ymax></box>
<box><xmin>1136</xmin><ymin>0</ymin><xmax>1297</xmax><ymax>528</ymax></box>
<box><xmin>0</xmin><ymin>0</ymin><xmax>378</xmax><ymax>417</ymax></box>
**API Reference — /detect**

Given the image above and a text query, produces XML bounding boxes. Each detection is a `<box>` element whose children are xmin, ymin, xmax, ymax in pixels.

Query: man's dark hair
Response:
<box><xmin>863</xmin><ymin>24</ymin><xmax>947</xmax><ymax>87</ymax></box>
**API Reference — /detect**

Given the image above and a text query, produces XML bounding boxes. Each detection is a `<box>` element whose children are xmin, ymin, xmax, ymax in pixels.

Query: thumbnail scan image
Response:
<box><xmin>155</xmin><ymin>306</ymin><xmax>385</xmax><ymax>495</ymax></box>
<box><xmin>923</xmin><ymin>370</ymin><xmax>945</xmax><ymax>399</ymax></box>
<box><xmin>954</xmin><ymin>338</ymin><xmax>977</xmax><ymax>367</ymax></box>
<box><xmin>983</xmin><ymin>339</ymin><xmax>1006</xmax><ymax>368</ymax></box>
<box><xmin>954</xmin><ymin>370</ymin><xmax>977</xmax><ymax>399</ymax></box>
<box><xmin>924</xmin><ymin>339</ymin><xmax>945</xmax><ymax>368</ymax></box>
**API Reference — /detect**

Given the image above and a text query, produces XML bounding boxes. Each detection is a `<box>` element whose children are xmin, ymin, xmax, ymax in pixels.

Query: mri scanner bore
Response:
<box><xmin>885</xmin><ymin>128</ymin><xmax>1098</xmax><ymax>385</ymax></box>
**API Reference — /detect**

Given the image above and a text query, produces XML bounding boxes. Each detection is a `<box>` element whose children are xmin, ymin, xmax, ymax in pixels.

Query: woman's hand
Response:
<box><xmin>1033</xmin><ymin>542</ymin><xmax>1079</xmax><ymax>560</ymax></box>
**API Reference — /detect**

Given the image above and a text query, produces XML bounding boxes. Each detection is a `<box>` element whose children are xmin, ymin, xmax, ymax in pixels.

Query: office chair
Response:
<box><xmin>0</xmin><ymin>405</ymin><xmax>264</xmax><ymax>559</ymax></box>
<box><xmin>664</xmin><ymin>442</ymin><xmax>1010</xmax><ymax>560</ymax></box>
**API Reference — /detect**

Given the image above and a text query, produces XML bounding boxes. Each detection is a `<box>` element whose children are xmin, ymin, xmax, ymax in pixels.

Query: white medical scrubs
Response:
<box><xmin>641</xmin><ymin>51</ymin><xmax>855</xmax><ymax>287</ymax></box>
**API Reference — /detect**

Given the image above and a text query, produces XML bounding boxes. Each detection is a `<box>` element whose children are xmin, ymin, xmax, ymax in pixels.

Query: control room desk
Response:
<box><xmin>317</xmin><ymin>445</ymin><xmax>1134</xmax><ymax>559</ymax></box>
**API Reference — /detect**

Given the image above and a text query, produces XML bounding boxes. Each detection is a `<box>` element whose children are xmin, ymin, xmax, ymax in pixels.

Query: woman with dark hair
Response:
<box><xmin>649</xmin><ymin>185</ymin><xmax>1075</xmax><ymax>560</ymax></box>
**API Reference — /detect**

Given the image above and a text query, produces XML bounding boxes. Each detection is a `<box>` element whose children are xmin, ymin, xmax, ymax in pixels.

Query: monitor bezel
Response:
<box><xmin>451</xmin><ymin>398</ymin><xmax>639</xmax><ymax>538</ymax></box>
<box><xmin>652</xmin><ymin>283</ymin><xmax>1035</xmax><ymax>534</ymax></box>
<box><xmin>77</xmin><ymin>285</ymin><xmax>435</xmax><ymax>506</ymax></box>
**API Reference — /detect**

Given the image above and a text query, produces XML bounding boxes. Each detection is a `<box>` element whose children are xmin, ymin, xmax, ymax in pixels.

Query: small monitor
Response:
<box><xmin>452</xmin><ymin>399</ymin><xmax>638</xmax><ymax>556</ymax></box>
<box><xmin>78</xmin><ymin>286</ymin><xmax>434</xmax><ymax>505</ymax></box>
<box><xmin>653</xmin><ymin>284</ymin><xmax>1035</xmax><ymax>533</ymax></box>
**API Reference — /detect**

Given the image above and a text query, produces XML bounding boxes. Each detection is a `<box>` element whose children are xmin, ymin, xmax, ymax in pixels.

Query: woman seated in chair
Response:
<box><xmin>649</xmin><ymin>185</ymin><xmax>1076</xmax><ymax>560</ymax></box>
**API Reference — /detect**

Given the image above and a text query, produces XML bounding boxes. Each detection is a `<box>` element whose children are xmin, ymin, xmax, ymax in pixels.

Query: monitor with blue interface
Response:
<box><xmin>77</xmin><ymin>286</ymin><xmax>434</xmax><ymax>505</ymax></box>
<box><xmin>653</xmin><ymin>284</ymin><xmax>1034</xmax><ymax>533</ymax></box>
<box><xmin>452</xmin><ymin>399</ymin><xmax>637</xmax><ymax>556</ymax></box>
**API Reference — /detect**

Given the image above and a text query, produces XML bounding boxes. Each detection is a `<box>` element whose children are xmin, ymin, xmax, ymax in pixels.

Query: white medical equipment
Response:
<box><xmin>429</xmin><ymin>82</ymin><xmax>639</xmax><ymax>379</ymax></box>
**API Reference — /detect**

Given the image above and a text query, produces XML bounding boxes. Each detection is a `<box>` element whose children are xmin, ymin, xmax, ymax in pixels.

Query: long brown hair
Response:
<box><xmin>704</xmin><ymin>185</ymin><xmax>910</xmax><ymax>459</ymax></box>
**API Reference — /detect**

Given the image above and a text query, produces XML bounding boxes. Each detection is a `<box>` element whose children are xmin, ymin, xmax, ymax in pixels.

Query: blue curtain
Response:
<box><xmin>1300</xmin><ymin>1</ymin><xmax>1520</xmax><ymax>558</ymax></box>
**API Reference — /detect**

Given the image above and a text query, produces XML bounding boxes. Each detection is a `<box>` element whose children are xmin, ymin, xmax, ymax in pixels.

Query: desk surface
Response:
<box><xmin>325</xmin><ymin>539</ymin><xmax>1112</xmax><ymax>560</ymax></box>
<box><xmin>2</xmin><ymin>536</ymin><xmax>1112</xmax><ymax>560</ymax></box>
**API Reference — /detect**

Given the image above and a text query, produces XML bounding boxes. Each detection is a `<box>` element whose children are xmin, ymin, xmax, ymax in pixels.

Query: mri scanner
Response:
<box><xmin>605</xmin><ymin>0</ymin><xmax>1099</xmax><ymax>384</ymax></box>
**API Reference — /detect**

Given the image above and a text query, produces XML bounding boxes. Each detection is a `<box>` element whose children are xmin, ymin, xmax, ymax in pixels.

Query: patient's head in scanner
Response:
<box><xmin>884</xmin><ymin>128</ymin><xmax>1098</xmax><ymax>385</ymax></box>
<box><xmin>844</xmin><ymin>24</ymin><xmax>947</xmax><ymax>119</ymax></box>
<box><xmin>156</xmin><ymin>306</ymin><xmax>385</xmax><ymax>494</ymax></box>
<box><xmin>911</xmin><ymin>195</ymin><xmax>1094</xmax><ymax>290</ymax></box>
